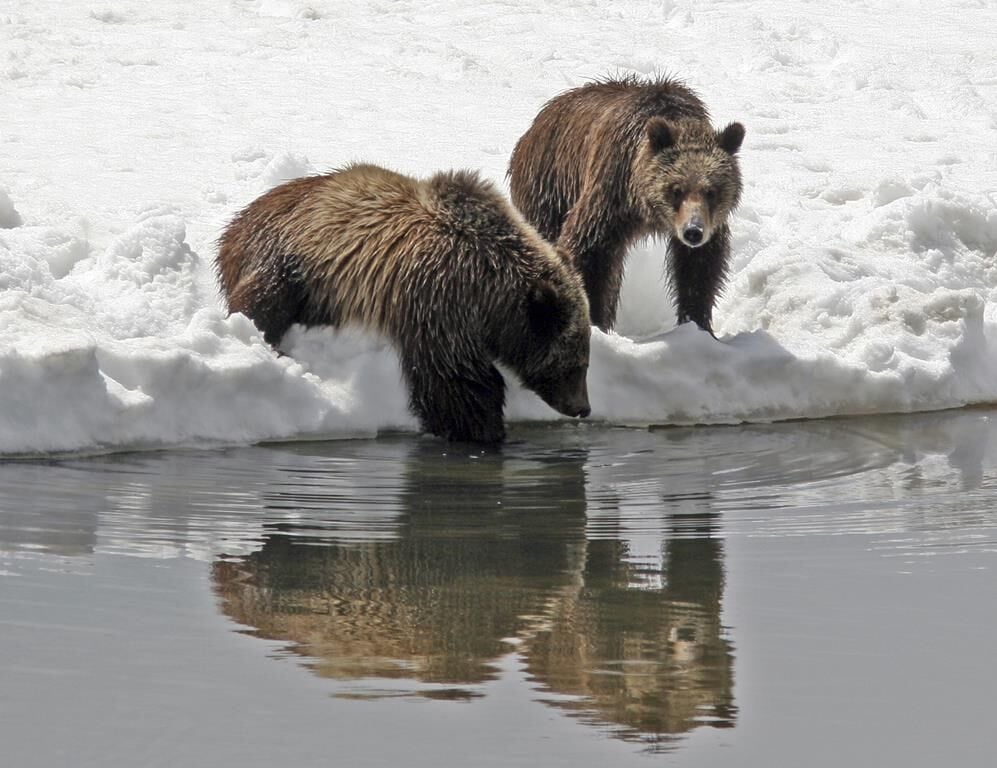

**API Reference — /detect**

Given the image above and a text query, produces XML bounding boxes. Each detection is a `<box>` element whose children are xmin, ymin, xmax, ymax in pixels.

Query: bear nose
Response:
<box><xmin>682</xmin><ymin>225</ymin><xmax>704</xmax><ymax>246</ymax></box>
<box><xmin>577</xmin><ymin>405</ymin><xmax>591</xmax><ymax>419</ymax></box>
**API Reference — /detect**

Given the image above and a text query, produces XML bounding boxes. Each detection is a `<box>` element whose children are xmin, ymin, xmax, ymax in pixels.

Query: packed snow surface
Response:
<box><xmin>2</xmin><ymin>0</ymin><xmax>996</xmax><ymax>455</ymax></box>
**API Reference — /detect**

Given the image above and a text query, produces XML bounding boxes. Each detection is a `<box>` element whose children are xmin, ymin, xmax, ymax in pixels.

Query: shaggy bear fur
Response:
<box><xmin>216</xmin><ymin>164</ymin><xmax>591</xmax><ymax>444</ymax></box>
<box><xmin>509</xmin><ymin>75</ymin><xmax>745</xmax><ymax>334</ymax></box>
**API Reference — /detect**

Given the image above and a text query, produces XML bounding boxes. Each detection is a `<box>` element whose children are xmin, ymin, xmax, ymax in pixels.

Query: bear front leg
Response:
<box><xmin>667</xmin><ymin>225</ymin><xmax>732</xmax><ymax>337</ymax></box>
<box><xmin>558</xmin><ymin>200</ymin><xmax>631</xmax><ymax>332</ymax></box>
<box><xmin>403</xmin><ymin>353</ymin><xmax>507</xmax><ymax>444</ymax></box>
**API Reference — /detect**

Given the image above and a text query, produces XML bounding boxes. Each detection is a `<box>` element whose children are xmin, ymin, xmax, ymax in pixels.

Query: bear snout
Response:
<box><xmin>677</xmin><ymin>209</ymin><xmax>707</xmax><ymax>248</ymax></box>
<box><xmin>526</xmin><ymin>366</ymin><xmax>590</xmax><ymax>421</ymax></box>
<box><xmin>675</xmin><ymin>197</ymin><xmax>710</xmax><ymax>248</ymax></box>
<box><xmin>545</xmin><ymin>388</ymin><xmax>590</xmax><ymax>419</ymax></box>
<box><xmin>558</xmin><ymin>400</ymin><xmax>590</xmax><ymax>419</ymax></box>
<box><xmin>559</xmin><ymin>386</ymin><xmax>591</xmax><ymax>419</ymax></box>
<box><xmin>681</xmin><ymin>222</ymin><xmax>705</xmax><ymax>246</ymax></box>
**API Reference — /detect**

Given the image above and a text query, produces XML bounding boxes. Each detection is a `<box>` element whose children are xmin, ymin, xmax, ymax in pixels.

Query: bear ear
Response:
<box><xmin>646</xmin><ymin>118</ymin><xmax>675</xmax><ymax>153</ymax></box>
<box><xmin>527</xmin><ymin>280</ymin><xmax>568</xmax><ymax>337</ymax></box>
<box><xmin>717</xmin><ymin>122</ymin><xmax>745</xmax><ymax>155</ymax></box>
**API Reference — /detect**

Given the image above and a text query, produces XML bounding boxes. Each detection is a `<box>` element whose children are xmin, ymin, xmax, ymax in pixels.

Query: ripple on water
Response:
<box><xmin>2</xmin><ymin>410</ymin><xmax>996</xmax><ymax>754</ymax></box>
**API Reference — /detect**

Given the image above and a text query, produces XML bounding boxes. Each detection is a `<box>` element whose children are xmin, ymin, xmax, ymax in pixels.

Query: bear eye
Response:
<box><xmin>705</xmin><ymin>187</ymin><xmax>719</xmax><ymax>205</ymax></box>
<box><xmin>670</xmin><ymin>185</ymin><xmax>684</xmax><ymax>207</ymax></box>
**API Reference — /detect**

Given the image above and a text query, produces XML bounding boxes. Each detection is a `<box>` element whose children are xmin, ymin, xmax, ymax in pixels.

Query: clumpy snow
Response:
<box><xmin>0</xmin><ymin>188</ymin><xmax>22</xmax><ymax>229</ymax></box>
<box><xmin>2</xmin><ymin>0</ymin><xmax>996</xmax><ymax>455</ymax></box>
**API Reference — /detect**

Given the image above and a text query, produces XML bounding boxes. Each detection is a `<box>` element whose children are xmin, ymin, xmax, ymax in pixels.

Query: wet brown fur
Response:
<box><xmin>216</xmin><ymin>164</ymin><xmax>591</xmax><ymax>444</ymax></box>
<box><xmin>509</xmin><ymin>75</ymin><xmax>745</xmax><ymax>334</ymax></box>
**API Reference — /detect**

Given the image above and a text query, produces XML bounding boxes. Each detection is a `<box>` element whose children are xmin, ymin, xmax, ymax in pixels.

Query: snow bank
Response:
<box><xmin>3</xmin><ymin>0</ymin><xmax>996</xmax><ymax>455</ymax></box>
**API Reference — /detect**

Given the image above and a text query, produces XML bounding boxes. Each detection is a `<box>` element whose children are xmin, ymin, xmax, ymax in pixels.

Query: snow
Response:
<box><xmin>2</xmin><ymin>0</ymin><xmax>996</xmax><ymax>456</ymax></box>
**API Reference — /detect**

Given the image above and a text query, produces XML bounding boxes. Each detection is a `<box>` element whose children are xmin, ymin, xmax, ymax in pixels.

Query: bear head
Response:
<box><xmin>431</xmin><ymin>170</ymin><xmax>593</xmax><ymax>424</ymax></box>
<box><xmin>496</xmin><ymin>262</ymin><xmax>592</xmax><ymax>421</ymax></box>
<box><xmin>635</xmin><ymin>118</ymin><xmax>745</xmax><ymax>248</ymax></box>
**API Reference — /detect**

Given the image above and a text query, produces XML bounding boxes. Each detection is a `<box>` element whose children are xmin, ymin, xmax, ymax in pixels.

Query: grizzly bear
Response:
<box><xmin>508</xmin><ymin>75</ymin><xmax>745</xmax><ymax>335</ymax></box>
<box><xmin>216</xmin><ymin>164</ymin><xmax>591</xmax><ymax>444</ymax></box>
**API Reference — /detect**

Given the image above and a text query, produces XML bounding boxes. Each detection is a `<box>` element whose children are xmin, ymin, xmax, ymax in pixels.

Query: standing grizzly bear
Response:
<box><xmin>509</xmin><ymin>75</ymin><xmax>745</xmax><ymax>335</ymax></box>
<box><xmin>216</xmin><ymin>164</ymin><xmax>591</xmax><ymax>444</ymax></box>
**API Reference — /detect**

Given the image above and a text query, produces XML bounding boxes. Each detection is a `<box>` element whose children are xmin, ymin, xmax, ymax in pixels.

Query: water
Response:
<box><xmin>2</xmin><ymin>411</ymin><xmax>996</xmax><ymax>767</ymax></box>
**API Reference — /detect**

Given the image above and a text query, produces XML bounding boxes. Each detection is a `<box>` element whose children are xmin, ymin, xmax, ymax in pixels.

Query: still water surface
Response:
<box><xmin>2</xmin><ymin>411</ymin><xmax>996</xmax><ymax>767</ymax></box>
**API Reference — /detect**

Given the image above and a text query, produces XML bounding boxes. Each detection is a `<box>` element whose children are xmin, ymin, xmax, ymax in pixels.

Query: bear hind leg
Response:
<box><xmin>226</xmin><ymin>252</ymin><xmax>316</xmax><ymax>347</ymax></box>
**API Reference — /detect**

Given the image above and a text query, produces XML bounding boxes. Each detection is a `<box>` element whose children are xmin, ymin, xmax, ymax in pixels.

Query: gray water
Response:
<box><xmin>2</xmin><ymin>411</ymin><xmax>996</xmax><ymax>767</ymax></box>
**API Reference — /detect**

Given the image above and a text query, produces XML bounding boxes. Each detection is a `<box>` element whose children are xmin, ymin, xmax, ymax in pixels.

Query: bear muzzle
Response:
<box><xmin>527</xmin><ymin>367</ymin><xmax>590</xmax><ymax>420</ymax></box>
<box><xmin>675</xmin><ymin>199</ymin><xmax>710</xmax><ymax>248</ymax></box>
<box><xmin>681</xmin><ymin>220</ymin><xmax>705</xmax><ymax>247</ymax></box>
<box><xmin>552</xmin><ymin>382</ymin><xmax>591</xmax><ymax>419</ymax></box>
<box><xmin>567</xmin><ymin>401</ymin><xmax>592</xmax><ymax>419</ymax></box>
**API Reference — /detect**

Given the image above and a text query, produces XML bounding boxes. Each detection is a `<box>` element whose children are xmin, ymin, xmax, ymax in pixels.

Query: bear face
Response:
<box><xmin>636</xmin><ymin>119</ymin><xmax>745</xmax><ymax>250</ymax></box>
<box><xmin>507</xmin><ymin>276</ymin><xmax>591</xmax><ymax>420</ymax></box>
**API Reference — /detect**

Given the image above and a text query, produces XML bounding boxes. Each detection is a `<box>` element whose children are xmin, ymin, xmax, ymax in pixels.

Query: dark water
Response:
<box><xmin>2</xmin><ymin>412</ymin><xmax>996</xmax><ymax>767</ymax></box>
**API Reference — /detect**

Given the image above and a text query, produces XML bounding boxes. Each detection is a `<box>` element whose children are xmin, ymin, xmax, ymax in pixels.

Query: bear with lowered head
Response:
<box><xmin>216</xmin><ymin>164</ymin><xmax>591</xmax><ymax>444</ymax></box>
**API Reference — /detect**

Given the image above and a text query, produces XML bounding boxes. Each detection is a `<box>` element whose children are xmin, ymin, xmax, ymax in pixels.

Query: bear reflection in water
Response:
<box><xmin>212</xmin><ymin>440</ymin><xmax>735</xmax><ymax>749</ymax></box>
